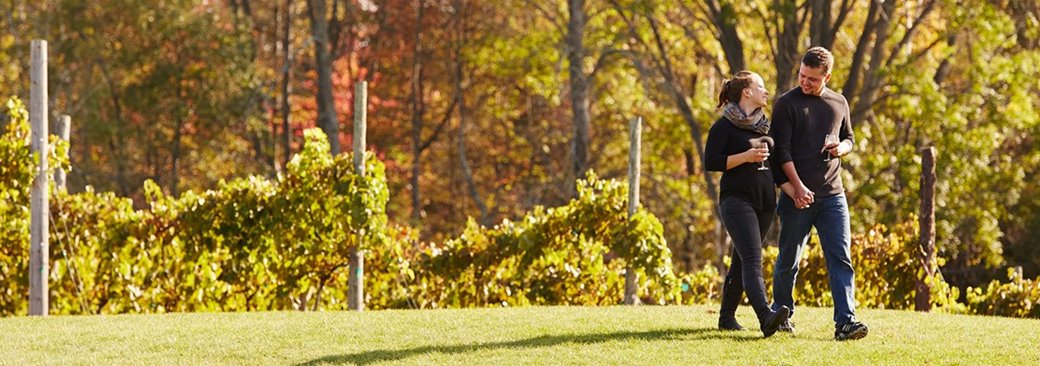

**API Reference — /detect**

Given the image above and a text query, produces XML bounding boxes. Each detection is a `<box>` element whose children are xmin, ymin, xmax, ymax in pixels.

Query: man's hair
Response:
<box><xmin>802</xmin><ymin>47</ymin><xmax>834</xmax><ymax>74</ymax></box>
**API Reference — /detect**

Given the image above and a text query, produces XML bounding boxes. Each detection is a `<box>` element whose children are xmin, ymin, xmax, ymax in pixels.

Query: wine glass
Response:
<box><xmin>823</xmin><ymin>133</ymin><xmax>839</xmax><ymax>162</ymax></box>
<box><xmin>749</xmin><ymin>136</ymin><xmax>772</xmax><ymax>171</ymax></box>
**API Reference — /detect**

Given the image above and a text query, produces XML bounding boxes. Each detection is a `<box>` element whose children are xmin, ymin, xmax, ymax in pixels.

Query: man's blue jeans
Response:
<box><xmin>771</xmin><ymin>192</ymin><xmax>858</xmax><ymax>325</ymax></box>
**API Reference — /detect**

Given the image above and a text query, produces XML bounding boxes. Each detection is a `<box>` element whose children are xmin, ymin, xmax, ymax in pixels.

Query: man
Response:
<box><xmin>769</xmin><ymin>47</ymin><xmax>868</xmax><ymax>341</ymax></box>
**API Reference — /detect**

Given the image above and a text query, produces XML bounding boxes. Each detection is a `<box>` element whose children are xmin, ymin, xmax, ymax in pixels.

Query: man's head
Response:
<box><xmin>798</xmin><ymin>47</ymin><xmax>833</xmax><ymax>96</ymax></box>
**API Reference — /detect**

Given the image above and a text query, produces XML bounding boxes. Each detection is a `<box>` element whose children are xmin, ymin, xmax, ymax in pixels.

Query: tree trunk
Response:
<box><xmin>773</xmin><ymin>0</ymin><xmax>803</xmax><ymax>94</ymax></box>
<box><xmin>567</xmin><ymin>0</ymin><xmax>591</xmax><ymax>186</ymax></box>
<box><xmin>851</xmin><ymin>0</ymin><xmax>897</xmax><ymax>124</ymax></box>
<box><xmin>843</xmin><ymin>0</ymin><xmax>880</xmax><ymax>99</ymax></box>
<box><xmin>171</xmin><ymin>115</ymin><xmax>183</xmax><ymax>197</ymax></box>
<box><xmin>809</xmin><ymin>0</ymin><xmax>854</xmax><ymax>51</ymax></box>
<box><xmin>452</xmin><ymin>0</ymin><xmax>490</xmax><ymax>225</ymax></box>
<box><xmin>410</xmin><ymin>0</ymin><xmax>427</xmax><ymax>223</ymax></box>
<box><xmin>933</xmin><ymin>35</ymin><xmax>956</xmax><ymax>86</ymax></box>
<box><xmin>809</xmin><ymin>0</ymin><xmax>831</xmax><ymax>48</ymax></box>
<box><xmin>706</xmin><ymin>0</ymin><xmax>745</xmax><ymax>73</ymax></box>
<box><xmin>99</xmin><ymin>61</ymin><xmax>131</xmax><ymax>196</ymax></box>
<box><xmin>306</xmin><ymin>0</ymin><xmax>340</xmax><ymax>155</ymax></box>
<box><xmin>281</xmin><ymin>0</ymin><xmax>293</xmax><ymax>169</ymax></box>
<box><xmin>1008</xmin><ymin>0</ymin><xmax>1040</xmax><ymax>49</ymax></box>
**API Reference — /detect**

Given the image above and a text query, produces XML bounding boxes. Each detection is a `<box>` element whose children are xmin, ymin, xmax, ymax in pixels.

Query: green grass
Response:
<box><xmin>1</xmin><ymin>305</ymin><xmax>1038</xmax><ymax>365</ymax></box>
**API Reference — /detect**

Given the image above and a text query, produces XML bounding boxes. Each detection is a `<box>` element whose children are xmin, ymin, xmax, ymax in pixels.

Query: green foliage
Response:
<box><xmin>965</xmin><ymin>268</ymin><xmax>1040</xmax><ymax>318</ymax></box>
<box><xmin>0</xmin><ymin>97</ymin><xmax>69</xmax><ymax>315</ymax></box>
<box><xmin>848</xmin><ymin>1</ymin><xmax>1040</xmax><ymax>279</ymax></box>
<box><xmin>407</xmin><ymin>173</ymin><xmax>678</xmax><ymax>307</ymax></box>
<box><xmin>2</xmin><ymin>125</ymin><xmax>388</xmax><ymax>315</ymax></box>
<box><xmin>760</xmin><ymin>219</ymin><xmax>962</xmax><ymax>313</ymax></box>
<box><xmin>0</xmin><ymin>98</ymin><xmax>33</xmax><ymax>316</ymax></box>
<box><xmin>11</xmin><ymin>0</ymin><xmax>269</xmax><ymax>197</ymax></box>
<box><xmin>4</xmin><ymin>0</ymin><xmax>1040</xmax><ymax>294</ymax></box>
<box><xmin>3</xmin><ymin>122</ymin><xmax>681</xmax><ymax>314</ymax></box>
<box><xmin>5</xmin><ymin>94</ymin><xmax>1038</xmax><ymax>317</ymax></box>
<box><xmin>747</xmin><ymin>216</ymin><xmax>1037</xmax><ymax>318</ymax></box>
<box><xmin>675</xmin><ymin>263</ymin><xmax>721</xmax><ymax>305</ymax></box>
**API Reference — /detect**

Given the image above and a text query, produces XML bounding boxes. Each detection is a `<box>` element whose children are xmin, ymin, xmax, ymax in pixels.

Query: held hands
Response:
<box><xmin>780</xmin><ymin>182</ymin><xmax>815</xmax><ymax>209</ymax></box>
<box><xmin>794</xmin><ymin>185</ymin><xmax>815</xmax><ymax>209</ymax></box>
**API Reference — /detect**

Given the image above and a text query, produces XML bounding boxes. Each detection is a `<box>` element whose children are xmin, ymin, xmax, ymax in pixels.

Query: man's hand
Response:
<box><xmin>826</xmin><ymin>140</ymin><xmax>852</xmax><ymax>159</ymax></box>
<box><xmin>780</xmin><ymin>182</ymin><xmax>814</xmax><ymax>209</ymax></box>
<box><xmin>794</xmin><ymin>184</ymin><xmax>815</xmax><ymax>208</ymax></box>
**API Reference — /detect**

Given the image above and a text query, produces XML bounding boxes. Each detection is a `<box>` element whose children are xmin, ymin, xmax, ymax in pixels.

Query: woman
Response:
<box><xmin>703</xmin><ymin>71</ymin><xmax>790</xmax><ymax>337</ymax></box>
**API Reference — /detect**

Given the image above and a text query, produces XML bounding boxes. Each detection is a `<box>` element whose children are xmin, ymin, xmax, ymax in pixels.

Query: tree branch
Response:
<box><xmin>884</xmin><ymin>0</ymin><xmax>937</xmax><ymax>68</ymax></box>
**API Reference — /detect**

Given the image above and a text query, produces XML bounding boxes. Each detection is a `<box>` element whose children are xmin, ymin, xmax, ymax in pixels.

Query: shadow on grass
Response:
<box><xmin>296</xmin><ymin>327</ymin><xmax>763</xmax><ymax>365</ymax></box>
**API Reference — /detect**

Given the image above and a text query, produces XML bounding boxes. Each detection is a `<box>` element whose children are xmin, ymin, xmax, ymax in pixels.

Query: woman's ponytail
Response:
<box><xmin>717</xmin><ymin>71</ymin><xmax>756</xmax><ymax>108</ymax></box>
<box><xmin>717</xmin><ymin>80</ymin><xmax>732</xmax><ymax>108</ymax></box>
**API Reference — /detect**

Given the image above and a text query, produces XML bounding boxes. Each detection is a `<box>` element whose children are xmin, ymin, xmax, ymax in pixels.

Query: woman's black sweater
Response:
<box><xmin>703</xmin><ymin>117</ymin><xmax>777</xmax><ymax>210</ymax></box>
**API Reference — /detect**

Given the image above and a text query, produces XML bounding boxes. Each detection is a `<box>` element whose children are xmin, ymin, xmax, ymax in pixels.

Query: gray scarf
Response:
<box><xmin>722</xmin><ymin>102</ymin><xmax>770</xmax><ymax>135</ymax></box>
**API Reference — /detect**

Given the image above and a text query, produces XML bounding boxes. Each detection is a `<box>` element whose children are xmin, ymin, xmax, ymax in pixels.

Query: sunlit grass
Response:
<box><xmin>2</xmin><ymin>305</ymin><xmax>1038</xmax><ymax>365</ymax></box>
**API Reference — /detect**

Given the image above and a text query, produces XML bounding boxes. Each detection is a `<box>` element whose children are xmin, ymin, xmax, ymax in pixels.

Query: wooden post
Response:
<box><xmin>353</xmin><ymin>81</ymin><xmax>367</xmax><ymax>175</ymax></box>
<box><xmin>348</xmin><ymin>81</ymin><xmax>368</xmax><ymax>311</ymax></box>
<box><xmin>55</xmin><ymin>114</ymin><xmax>70</xmax><ymax>191</ymax></box>
<box><xmin>29</xmin><ymin>40</ymin><xmax>49</xmax><ymax>316</ymax></box>
<box><xmin>915</xmin><ymin>146</ymin><xmax>937</xmax><ymax>312</ymax></box>
<box><xmin>624</xmin><ymin>116</ymin><xmax>642</xmax><ymax>305</ymax></box>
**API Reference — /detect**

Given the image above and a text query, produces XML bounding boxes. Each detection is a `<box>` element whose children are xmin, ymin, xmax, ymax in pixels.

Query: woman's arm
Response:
<box><xmin>704</xmin><ymin>121</ymin><xmax>765</xmax><ymax>171</ymax></box>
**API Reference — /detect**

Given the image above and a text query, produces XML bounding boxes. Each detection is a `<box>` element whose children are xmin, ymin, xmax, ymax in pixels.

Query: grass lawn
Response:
<box><xmin>1</xmin><ymin>305</ymin><xmax>1038</xmax><ymax>365</ymax></box>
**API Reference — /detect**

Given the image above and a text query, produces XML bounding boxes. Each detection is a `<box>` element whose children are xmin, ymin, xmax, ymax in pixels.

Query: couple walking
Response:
<box><xmin>703</xmin><ymin>47</ymin><xmax>869</xmax><ymax>341</ymax></box>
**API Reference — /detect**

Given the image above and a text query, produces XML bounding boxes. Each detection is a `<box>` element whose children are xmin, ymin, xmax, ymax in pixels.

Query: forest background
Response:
<box><xmin>1</xmin><ymin>0</ymin><xmax>1039</xmax><ymax>296</ymax></box>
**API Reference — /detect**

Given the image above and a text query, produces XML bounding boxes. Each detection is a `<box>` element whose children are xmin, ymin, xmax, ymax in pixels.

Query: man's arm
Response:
<box><xmin>770</xmin><ymin>98</ymin><xmax>794</xmax><ymax>186</ymax></box>
<box><xmin>770</xmin><ymin>96</ymin><xmax>814</xmax><ymax>208</ymax></box>
<box><xmin>827</xmin><ymin>97</ymin><xmax>856</xmax><ymax>158</ymax></box>
<box><xmin>780</xmin><ymin>162</ymin><xmax>814</xmax><ymax>208</ymax></box>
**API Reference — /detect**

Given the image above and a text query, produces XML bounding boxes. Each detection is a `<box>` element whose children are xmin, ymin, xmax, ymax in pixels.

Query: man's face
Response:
<box><xmin>798</xmin><ymin>64</ymin><xmax>830</xmax><ymax>96</ymax></box>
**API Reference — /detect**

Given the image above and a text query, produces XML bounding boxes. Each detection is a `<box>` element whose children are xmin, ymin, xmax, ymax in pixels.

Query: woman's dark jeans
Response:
<box><xmin>718</xmin><ymin>197</ymin><xmax>775</xmax><ymax>323</ymax></box>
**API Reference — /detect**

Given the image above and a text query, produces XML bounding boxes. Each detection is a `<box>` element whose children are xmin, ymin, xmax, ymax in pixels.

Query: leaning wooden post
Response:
<box><xmin>348</xmin><ymin>81</ymin><xmax>367</xmax><ymax>311</ymax></box>
<box><xmin>915</xmin><ymin>146</ymin><xmax>937</xmax><ymax>312</ymax></box>
<box><xmin>54</xmin><ymin>115</ymin><xmax>70</xmax><ymax>191</ymax></box>
<box><xmin>624</xmin><ymin>116</ymin><xmax>642</xmax><ymax>305</ymax></box>
<box><xmin>29</xmin><ymin>39</ymin><xmax>50</xmax><ymax>316</ymax></box>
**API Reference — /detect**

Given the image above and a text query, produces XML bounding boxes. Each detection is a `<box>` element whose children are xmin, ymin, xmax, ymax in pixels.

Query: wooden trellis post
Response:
<box><xmin>624</xmin><ymin>116</ymin><xmax>642</xmax><ymax>305</ymax></box>
<box><xmin>55</xmin><ymin>114</ymin><xmax>70</xmax><ymax>191</ymax></box>
<box><xmin>29</xmin><ymin>39</ymin><xmax>49</xmax><ymax>316</ymax></box>
<box><xmin>348</xmin><ymin>81</ymin><xmax>367</xmax><ymax>311</ymax></box>
<box><xmin>916</xmin><ymin>146</ymin><xmax>937</xmax><ymax>312</ymax></box>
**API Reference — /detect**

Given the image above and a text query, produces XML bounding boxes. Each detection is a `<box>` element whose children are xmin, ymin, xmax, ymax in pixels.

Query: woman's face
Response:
<box><xmin>743</xmin><ymin>74</ymin><xmax>769</xmax><ymax>109</ymax></box>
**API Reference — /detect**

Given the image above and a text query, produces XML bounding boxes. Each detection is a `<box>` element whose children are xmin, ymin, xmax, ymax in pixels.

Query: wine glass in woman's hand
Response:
<box><xmin>749</xmin><ymin>136</ymin><xmax>773</xmax><ymax>171</ymax></box>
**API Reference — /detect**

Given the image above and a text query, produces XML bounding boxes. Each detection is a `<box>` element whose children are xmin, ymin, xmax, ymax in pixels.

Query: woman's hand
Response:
<box><xmin>742</xmin><ymin>147</ymin><xmax>770</xmax><ymax>164</ymax></box>
<box><xmin>780</xmin><ymin>182</ymin><xmax>815</xmax><ymax>209</ymax></box>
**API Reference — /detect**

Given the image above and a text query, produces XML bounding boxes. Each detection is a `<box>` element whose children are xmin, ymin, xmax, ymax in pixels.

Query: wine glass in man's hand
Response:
<box><xmin>749</xmin><ymin>136</ymin><xmax>773</xmax><ymax>171</ymax></box>
<box><xmin>823</xmin><ymin>133</ymin><xmax>839</xmax><ymax>162</ymax></box>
